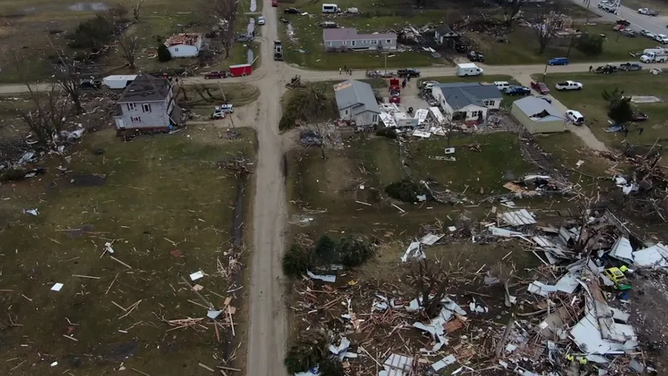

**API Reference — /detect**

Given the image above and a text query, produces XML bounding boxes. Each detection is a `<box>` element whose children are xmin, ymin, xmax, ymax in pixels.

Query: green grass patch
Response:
<box><xmin>409</xmin><ymin>133</ymin><xmax>534</xmax><ymax>196</ymax></box>
<box><xmin>0</xmin><ymin>126</ymin><xmax>255</xmax><ymax>375</ymax></box>
<box><xmin>476</xmin><ymin>23</ymin><xmax>658</xmax><ymax>65</ymax></box>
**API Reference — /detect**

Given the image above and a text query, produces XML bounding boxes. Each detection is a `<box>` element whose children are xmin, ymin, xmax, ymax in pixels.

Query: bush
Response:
<box><xmin>385</xmin><ymin>179</ymin><xmax>422</xmax><ymax>203</ymax></box>
<box><xmin>376</xmin><ymin>127</ymin><xmax>397</xmax><ymax>139</ymax></box>
<box><xmin>315</xmin><ymin>235</ymin><xmax>337</xmax><ymax>263</ymax></box>
<box><xmin>319</xmin><ymin>357</ymin><xmax>345</xmax><ymax>376</ymax></box>
<box><xmin>67</xmin><ymin>15</ymin><xmax>115</xmax><ymax>49</ymax></box>
<box><xmin>157</xmin><ymin>44</ymin><xmax>172</xmax><ymax>62</ymax></box>
<box><xmin>337</xmin><ymin>236</ymin><xmax>373</xmax><ymax>268</ymax></box>
<box><xmin>282</xmin><ymin>244</ymin><xmax>312</xmax><ymax>278</ymax></box>
<box><xmin>284</xmin><ymin>332</ymin><xmax>328</xmax><ymax>374</ymax></box>
<box><xmin>576</xmin><ymin>33</ymin><xmax>604</xmax><ymax>56</ymax></box>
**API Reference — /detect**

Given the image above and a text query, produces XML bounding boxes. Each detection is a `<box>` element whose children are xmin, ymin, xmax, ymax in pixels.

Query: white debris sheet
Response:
<box><xmin>500</xmin><ymin>209</ymin><xmax>536</xmax><ymax>226</ymax></box>
<box><xmin>609</xmin><ymin>237</ymin><xmax>633</xmax><ymax>264</ymax></box>
<box><xmin>307</xmin><ymin>270</ymin><xmax>336</xmax><ymax>283</ymax></box>
<box><xmin>432</xmin><ymin>354</ymin><xmax>457</xmax><ymax>371</ymax></box>
<box><xmin>489</xmin><ymin>227</ymin><xmax>524</xmax><ymax>238</ymax></box>
<box><xmin>633</xmin><ymin>243</ymin><xmax>668</xmax><ymax>268</ymax></box>
<box><xmin>429</xmin><ymin>106</ymin><xmax>445</xmax><ymax>124</ymax></box>
<box><xmin>379</xmin><ymin>353</ymin><xmax>413</xmax><ymax>376</ymax></box>
<box><xmin>400</xmin><ymin>241</ymin><xmax>424</xmax><ymax>262</ymax></box>
<box><xmin>419</xmin><ymin>233</ymin><xmax>444</xmax><ymax>246</ymax></box>
<box><xmin>414</xmin><ymin>109</ymin><xmax>429</xmax><ymax>124</ymax></box>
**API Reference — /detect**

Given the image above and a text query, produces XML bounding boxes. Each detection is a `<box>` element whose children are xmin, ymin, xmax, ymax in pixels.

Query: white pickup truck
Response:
<box><xmin>640</xmin><ymin>51</ymin><xmax>668</xmax><ymax>63</ymax></box>
<box><xmin>555</xmin><ymin>81</ymin><xmax>583</xmax><ymax>91</ymax></box>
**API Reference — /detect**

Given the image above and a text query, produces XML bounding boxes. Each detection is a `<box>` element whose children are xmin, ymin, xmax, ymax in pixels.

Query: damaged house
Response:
<box><xmin>430</xmin><ymin>82</ymin><xmax>502</xmax><ymax>122</ymax></box>
<box><xmin>165</xmin><ymin>33</ymin><xmax>203</xmax><ymax>58</ymax></box>
<box><xmin>113</xmin><ymin>74</ymin><xmax>183</xmax><ymax>132</ymax></box>
<box><xmin>434</xmin><ymin>24</ymin><xmax>459</xmax><ymax>44</ymax></box>
<box><xmin>323</xmin><ymin>28</ymin><xmax>397</xmax><ymax>51</ymax></box>
<box><xmin>511</xmin><ymin>96</ymin><xmax>566</xmax><ymax>134</ymax></box>
<box><xmin>334</xmin><ymin>80</ymin><xmax>380</xmax><ymax>127</ymax></box>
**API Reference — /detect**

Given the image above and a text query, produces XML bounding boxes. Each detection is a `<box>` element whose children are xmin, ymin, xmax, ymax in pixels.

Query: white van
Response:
<box><xmin>566</xmin><ymin>110</ymin><xmax>584</xmax><ymax>125</ymax></box>
<box><xmin>456</xmin><ymin>63</ymin><xmax>483</xmax><ymax>77</ymax></box>
<box><xmin>494</xmin><ymin>81</ymin><xmax>510</xmax><ymax>90</ymax></box>
<box><xmin>322</xmin><ymin>3</ymin><xmax>338</xmax><ymax>13</ymax></box>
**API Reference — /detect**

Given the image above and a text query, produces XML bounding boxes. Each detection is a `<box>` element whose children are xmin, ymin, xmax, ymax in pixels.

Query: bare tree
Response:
<box><xmin>118</xmin><ymin>34</ymin><xmax>140</xmax><ymax>69</ymax></box>
<box><xmin>529</xmin><ymin>4</ymin><xmax>565</xmax><ymax>54</ymax></box>
<box><xmin>129</xmin><ymin>0</ymin><xmax>145</xmax><ymax>22</ymax></box>
<box><xmin>13</xmin><ymin>83</ymin><xmax>74</xmax><ymax>149</ymax></box>
<box><xmin>200</xmin><ymin>0</ymin><xmax>238</xmax><ymax>59</ymax></box>
<box><xmin>46</xmin><ymin>38</ymin><xmax>85</xmax><ymax>115</ymax></box>
<box><xmin>409</xmin><ymin>259</ymin><xmax>449</xmax><ymax>318</ymax></box>
<box><xmin>502</xmin><ymin>0</ymin><xmax>527</xmax><ymax>27</ymax></box>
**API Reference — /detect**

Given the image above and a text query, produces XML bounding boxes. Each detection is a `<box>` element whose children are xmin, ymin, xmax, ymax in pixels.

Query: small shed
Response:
<box><xmin>511</xmin><ymin>97</ymin><xmax>566</xmax><ymax>134</ymax></box>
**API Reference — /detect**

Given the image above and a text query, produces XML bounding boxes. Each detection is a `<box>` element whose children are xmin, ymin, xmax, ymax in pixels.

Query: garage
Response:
<box><xmin>511</xmin><ymin>97</ymin><xmax>566</xmax><ymax>134</ymax></box>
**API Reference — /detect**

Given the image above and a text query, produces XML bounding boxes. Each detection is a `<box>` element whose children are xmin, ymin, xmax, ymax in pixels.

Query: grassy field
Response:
<box><xmin>0</xmin><ymin>125</ymin><xmax>256</xmax><ymax>375</ymax></box>
<box><xmin>177</xmin><ymin>82</ymin><xmax>261</xmax><ymax>117</ymax></box>
<box><xmin>279</xmin><ymin>0</ymin><xmax>452</xmax><ymax>70</ymax></box>
<box><xmin>0</xmin><ymin>0</ymin><xmax>255</xmax><ymax>83</ymax></box>
<box><xmin>538</xmin><ymin>71</ymin><xmax>668</xmax><ymax>162</ymax></box>
<box><xmin>475</xmin><ymin>23</ymin><xmax>659</xmax><ymax>65</ymax></box>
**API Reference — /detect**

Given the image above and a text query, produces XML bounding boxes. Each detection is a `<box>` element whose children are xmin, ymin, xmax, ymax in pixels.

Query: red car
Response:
<box><xmin>272</xmin><ymin>0</ymin><xmax>278</xmax><ymax>6</ymax></box>
<box><xmin>531</xmin><ymin>81</ymin><xmax>550</xmax><ymax>95</ymax></box>
<box><xmin>203</xmin><ymin>70</ymin><xmax>228</xmax><ymax>79</ymax></box>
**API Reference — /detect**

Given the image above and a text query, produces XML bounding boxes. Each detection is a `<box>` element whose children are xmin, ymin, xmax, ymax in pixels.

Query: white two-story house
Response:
<box><xmin>113</xmin><ymin>74</ymin><xmax>182</xmax><ymax>132</ymax></box>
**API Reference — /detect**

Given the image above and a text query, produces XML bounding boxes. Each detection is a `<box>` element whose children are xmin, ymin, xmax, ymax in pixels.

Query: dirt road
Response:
<box><xmin>244</xmin><ymin>2</ymin><xmax>289</xmax><ymax>376</ymax></box>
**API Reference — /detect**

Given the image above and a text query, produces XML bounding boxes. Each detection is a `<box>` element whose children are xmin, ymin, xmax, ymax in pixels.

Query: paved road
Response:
<box><xmin>244</xmin><ymin>0</ymin><xmax>289</xmax><ymax>375</ymax></box>
<box><xmin>571</xmin><ymin>0</ymin><xmax>668</xmax><ymax>35</ymax></box>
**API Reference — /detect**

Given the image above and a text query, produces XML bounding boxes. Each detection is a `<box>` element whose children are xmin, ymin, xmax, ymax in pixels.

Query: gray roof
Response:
<box><xmin>323</xmin><ymin>27</ymin><xmax>396</xmax><ymax>42</ymax></box>
<box><xmin>435</xmin><ymin>24</ymin><xmax>455</xmax><ymax>35</ymax></box>
<box><xmin>514</xmin><ymin>97</ymin><xmax>564</xmax><ymax>122</ymax></box>
<box><xmin>435</xmin><ymin>83</ymin><xmax>502</xmax><ymax>110</ymax></box>
<box><xmin>118</xmin><ymin>74</ymin><xmax>171</xmax><ymax>103</ymax></box>
<box><xmin>333</xmin><ymin>80</ymin><xmax>380</xmax><ymax>115</ymax></box>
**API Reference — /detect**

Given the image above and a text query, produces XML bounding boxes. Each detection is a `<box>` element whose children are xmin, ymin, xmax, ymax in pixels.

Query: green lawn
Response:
<box><xmin>0</xmin><ymin>126</ymin><xmax>256</xmax><ymax>375</ymax></box>
<box><xmin>409</xmin><ymin>132</ymin><xmax>535</xmax><ymax>196</ymax></box>
<box><xmin>538</xmin><ymin>71</ymin><xmax>668</xmax><ymax>161</ymax></box>
<box><xmin>477</xmin><ymin>23</ymin><xmax>659</xmax><ymax>65</ymax></box>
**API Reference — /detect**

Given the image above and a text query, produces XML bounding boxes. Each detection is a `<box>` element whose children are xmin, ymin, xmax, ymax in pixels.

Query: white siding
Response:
<box><xmin>458</xmin><ymin>104</ymin><xmax>487</xmax><ymax>121</ymax></box>
<box><xmin>167</xmin><ymin>44</ymin><xmax>200</xmax><ymax>58</ymax></box>
<box><xmin>339</xmin><ymin>107</ymin><xmax>378</xmax><ymax>126</ymax></box>
<box><xmin>115</xmin><ymin>98</ymin><xmax>171</xmax><ymax>130</ymax></box>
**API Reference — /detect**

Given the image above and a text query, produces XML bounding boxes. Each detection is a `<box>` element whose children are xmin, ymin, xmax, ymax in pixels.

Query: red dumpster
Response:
<box><xmin>229</xmin><ymin>64</ymin><xmax>252</xmax><ymax>77</ymax></box>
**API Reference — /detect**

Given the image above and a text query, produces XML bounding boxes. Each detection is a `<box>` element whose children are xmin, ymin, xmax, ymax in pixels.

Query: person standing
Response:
<box><xmin>339</xmin><ymin>67</ymin><xmax>342</xmax><ymax>75</ymax></box>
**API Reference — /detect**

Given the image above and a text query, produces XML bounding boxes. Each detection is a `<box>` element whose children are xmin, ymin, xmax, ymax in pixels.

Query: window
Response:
<box><xmin>327</xmin><ymin>41</ymin><xmax>332</xmax><ymax>47</ymax></box>
<box><xmin>372</xmin><ymin>40</ymin><xmax>377</xmax><ymax>44</ymax></box>
<box><xmin>345</xmin><ymin>109</ymin><xmax>349</xmax><ymax>115</ymax></box>
<box><xmin>372</xmin><ymin>114</ymin><xmax>378</xmax><ymax>123</ymax></box>
<box><xmin>175</xmin><ymin>48</ymin><xmax>179</xmax><ymax>52</ymax></box>
<box><xmin>131</xmin><ymin>116</ymin><xmax>141</xmax><ymax>123</ymax></box>
<box><xmin>126</xmin><ymin>103</ymin><xmax>136</xmax><ymax>111</ymax></box>
<box><xmin>386</xmin><ymin>39</ymin><xmax>391</xmax><ymax>44</ymax></box>
<box><xmin>483</xmin><ymin>100</ymin><xmax>494</xmax><ymax>106</ymax></box>
<box><xmin>351</xmin><ymin>40</ymin><xmax>356</xmax><ymax>46</ymax></box>
<box><xmin>142</xmin><ymin>103</ymin><xmax>152</xmax><ymax>113</ymax></box>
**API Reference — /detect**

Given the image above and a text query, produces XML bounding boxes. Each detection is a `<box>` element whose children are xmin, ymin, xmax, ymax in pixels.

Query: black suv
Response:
<box><xmin>284</xmin><ymin>7</ymin><xmax>301</xmax><ymax>14</ymax></box>
<box><xmin>467</xmin><ymin>50</ymin><xmax>484</xmax><ymax>62</ymax></box>
<box><xmin>397</xmin><ymin>68</ymin><xmax>420</xmax><ymax>78</ymax></box>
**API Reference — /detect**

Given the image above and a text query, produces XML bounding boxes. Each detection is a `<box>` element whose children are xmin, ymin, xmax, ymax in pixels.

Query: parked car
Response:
<box><xmin>632</xmin><ymin>112</ymin><xmax>648</xmax><ymax>121</ymax></box>
<box><xmin>79</xmin><ymin>76</ymin><xmax>101</xmax><ymax>89</ymax></box>
<box><xmin>555</xmin><ymin>81</ymin><xmax>583</xmax><ymax>91</ymax></box>
<box><xmin>619</xmin><ymin>62</ymin><xmax>642</xmax><ymax>71</ymax></box>
<box><xmin>495</xmin><ymin>81</ymin><xmax>510</xmax><ymax>91</ymax></box>
<box><xmin>216</xmin><ymin>104</ymin><xmax>234</xmax><ymax>113</ymax></box>
<box><xmin>616</xmin><ymin>19</ymin><xmax>631</xmax><ymax>27</ymax></box>
<box><xmin>203</xmin><ymin>70</ymin><xmax>228</xmax><ymax>79</ymax></box>
<box><xmin>272</xmin><ymin>0</ymin><xmax>278</xmax><ymax>6</ymax></box>
<box><xmin>594</xmin><ymin>65</ymin><xmax>618</xmax><ymax>74</ymax></box>
<box><xmin>504</xmin><ymin>86</ymin><xmax>531</xmax><ymax>96</ymax></box>
<box><xmin>640</xmin><ymin>29</ymin><xmax>656</xmax><ymax>39</ymax></box>
<box><xmin>257</xmin><ymin>16</ymin><xmax>265</xmax><ymax>25</ymax></box>
<box><xmin>622</xmin><ymin>29</ymin><xmax>636</xmax><ymax>37</ymax></box>
<box><xmin>566</xmin><ymin>110</ymin><xmax>585</xmax><ymax>125</ymax></box>
<box><xmin>548</xmin><ymin>57</ymin><xmax>569</xmax><ymax>65</ymax></box>
<box><xmin>530</xmin><ymin>81</ymin><xmax>550</xmax><ymax>94</ymax></box>
<box><xmin>284</xmin><ymin>7</ymin><xmax>301</xmax><ymax>14</ymax></box>
<box><xmin>655</xmin><ymin>34</ymin><xmax>668</xmax><ymax>44</ymax></box>
<box><xmin>397</xmin><ymin>68</ymin><xmax>420</xmax><ymax>78</ymax></box>
<box><xmin>467</xmin><ymin>50</ymin><xmax>484</xmax><ymax>62</ymax></box>
<box><xmin>638</xmin><ymin>8</ymin><xmax>659</xmax><ymax>16</ymax></box>
<box><xmin>613</xmin><ymin>24</ymin><xmax>627</xmax><ymax>31</ymax></box>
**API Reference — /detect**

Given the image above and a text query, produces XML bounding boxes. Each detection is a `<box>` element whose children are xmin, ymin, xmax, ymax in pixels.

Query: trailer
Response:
<box><xmin>103</xmin><ymin>75</ymin><xmax>137</xmax><ymax>90</ymax></box>
<box><xmin>228</xmin><ymin>64</ymin><xmax>253</xmax><ymax>77</ymax></box>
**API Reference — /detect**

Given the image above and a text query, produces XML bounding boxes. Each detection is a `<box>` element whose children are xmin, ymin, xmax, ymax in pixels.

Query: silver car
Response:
<box><xmin>257</xmin><ymin>15</ymin><xmax>265</xmax><ymax>25</ymax></box>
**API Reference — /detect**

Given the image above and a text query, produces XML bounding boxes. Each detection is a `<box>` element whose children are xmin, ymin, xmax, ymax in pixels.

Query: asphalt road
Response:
<box><xmin>571</xmin><ymin>0</ymin><xmax>668</xmax><ymax>35</ymax></box>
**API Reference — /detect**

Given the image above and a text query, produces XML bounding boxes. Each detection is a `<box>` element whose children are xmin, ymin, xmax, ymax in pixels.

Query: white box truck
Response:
<box><xmin>322</xmin><ymin>3</ymin><xmax>338</xmax><ymax>13</ymax></box>
<box><xmin>456</xmin><ymin>63</ymin><xmax>483</xmax><ymax>77</ymax></box>
<box><xmin>103</xmin><ymin>75</ymin><xmax>137</xmax><ymax>90</ymax></box>
<box><xmin>640</xmin><ymin>51</ymin><xmax>668</xmax><ymax>63</ymax></box>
